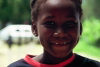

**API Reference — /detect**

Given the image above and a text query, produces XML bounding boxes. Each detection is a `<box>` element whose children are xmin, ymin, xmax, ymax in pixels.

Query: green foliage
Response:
<box><xmin>74</xmin><ymin>18</ymin><xmax>100</xmax><ymax>58</ymax></box>
<box><xmin>92</xmin><ymin>0</ymin><xmax>100</xmax><ymax>19</ymax></box>
<box><xmin>74</xmin><ymin>40</ymin><xmax>100</xmax><ymax>58</ymax></box>
<box><xmin>82</xmin><ymin>0</ymin><xmax>94</xmax><ymax>19</ymax></box>
<box><xmin>83</xmin><ymin>0</ymin><xmax>100</xmax><ymax>19</ymax></box>
<box><xmin>81</xmin><ymin>18</ymin><xmax>100</xmax><ymax>47</ymax></box>
<box><xmin>0</xmin><ymin>0</ymin><xmax>31</xmax><ymax>28</ymax></box>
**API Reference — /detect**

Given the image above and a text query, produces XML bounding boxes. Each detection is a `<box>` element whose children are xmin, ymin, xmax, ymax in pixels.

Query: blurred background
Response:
<box><xmin>0</xmin><ymin>0</ymin><xmax>100</xmax><ymax>67</ymax></box>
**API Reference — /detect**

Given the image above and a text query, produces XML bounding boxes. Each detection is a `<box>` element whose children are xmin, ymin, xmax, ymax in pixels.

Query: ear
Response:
<box><xmin>31</xmin><ymin>22</ymin><xmax>38</xmax><ymax>36</ymax></box>
<box><xmin>80</xmin><ymin>23</ymin><xmax>82</xmax><ymax>35</ymax></box>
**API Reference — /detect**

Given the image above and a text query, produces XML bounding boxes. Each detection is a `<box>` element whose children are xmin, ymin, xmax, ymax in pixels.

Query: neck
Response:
<box><xmin>40</xmin><ymin>51</ymin><xmax>73</xmax><ymax>64</ymax></box>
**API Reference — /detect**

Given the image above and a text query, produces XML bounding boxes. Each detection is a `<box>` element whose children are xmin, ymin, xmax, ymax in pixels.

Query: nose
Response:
<box><xmin>53</xmin><ymin>28</ymin><xmax>66</xmax><ymax>38</ymax></box>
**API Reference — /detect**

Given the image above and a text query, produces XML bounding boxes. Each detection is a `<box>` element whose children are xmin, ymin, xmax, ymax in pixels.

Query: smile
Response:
<box><xmin>50</xmin><ymin>41</ymin><xmax>71</xmax><ymax>47</ymax></box>
<box><xmin>55</xmin><ymin>42</ymin><xmax>67</xmax><ymax>45</ymax></box>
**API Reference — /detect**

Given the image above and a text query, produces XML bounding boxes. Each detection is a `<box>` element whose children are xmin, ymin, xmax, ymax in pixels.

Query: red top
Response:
<box><xmin>24</xmin><ymin>54</ymin><xmax>75</xmax><ymax>67</ymax></box>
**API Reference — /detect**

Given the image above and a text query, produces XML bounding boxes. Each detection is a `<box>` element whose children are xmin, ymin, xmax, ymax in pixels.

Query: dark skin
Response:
<box><xmin>32</xmin><ymin>0</ymin><xmax>82</xmax><ymax>64</ymax></box>
<box><xmin>33</xmin><ymin>52</ymin><xmax>73</xmax><ymax>64</ymax></box>
<box><xmin>41</xmin><ymin>52</ymin><xmax>73</xmax><ymax>64</ymax></box>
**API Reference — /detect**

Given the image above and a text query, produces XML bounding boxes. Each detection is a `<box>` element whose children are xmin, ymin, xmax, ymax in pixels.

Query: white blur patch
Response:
<box><xmin>48</xmin><ymin>0</ymin><xmax>61</xmax><ymax>5</ymax></box>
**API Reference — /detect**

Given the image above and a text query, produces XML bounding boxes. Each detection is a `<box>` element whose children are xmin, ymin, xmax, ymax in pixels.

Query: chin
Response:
<box><xmin>51</xmin><ymin>50</ymin><xmax>72</xmax><ymax>58</ymax></box>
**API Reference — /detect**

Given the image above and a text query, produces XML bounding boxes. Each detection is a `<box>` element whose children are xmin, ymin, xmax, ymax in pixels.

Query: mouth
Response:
<box><xmin>50</xmin><ymin>41</ymin><xmax>71</xmax><ymax>47</ymax></box>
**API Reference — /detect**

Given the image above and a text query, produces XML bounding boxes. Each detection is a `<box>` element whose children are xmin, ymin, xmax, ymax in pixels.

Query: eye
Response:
<box><xmin>63</xmin><ymin>21</ymin><xmax>78</xmax><ymax>30</ymax></box>
<box><xmin>43</xmin><ymin>21</ymin><xmax>56</xmax><ymax>29</ymax></box>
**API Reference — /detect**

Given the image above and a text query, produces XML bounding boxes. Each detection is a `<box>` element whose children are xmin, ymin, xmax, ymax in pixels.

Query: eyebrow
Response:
<box><xmin>65</xmin><ymin>14</ymin><xmax>77</xmax><ymax>22</ymax></box>
<box><xmin>45</xmin><ymin>15</ymin><xmax>54</xmax><ymax>19</ymax></box>
<box><xmin>65</xmin><ymin>18</ymin><xmax>76</xmax><ymax>21</ymax></box>
<box><xmin>44</xmin><ymin>15</ymin><xmax>77</xmax><ymax>23</ymax></box>
<box><xmin>65</xmin><ymin>13</ymin><xmax>76</xmax><ymax>18</ymax></box>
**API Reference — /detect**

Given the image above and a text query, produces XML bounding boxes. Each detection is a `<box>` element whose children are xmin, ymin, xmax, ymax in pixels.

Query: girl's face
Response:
<box><xmin>32</xmin><ymin>0</ymin><xmax>81</xmax><ymax>58</ymax></box>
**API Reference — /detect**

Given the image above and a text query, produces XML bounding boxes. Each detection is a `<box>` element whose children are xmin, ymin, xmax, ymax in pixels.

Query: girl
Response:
<box><xmin>8</xmin><ymin>0</ymin><xmax>100</xmax><ymax>67</ymax></box>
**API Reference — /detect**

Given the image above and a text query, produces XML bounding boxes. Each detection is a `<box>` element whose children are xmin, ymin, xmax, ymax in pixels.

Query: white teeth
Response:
<box><xmin>64</xmin><ymin>42</ymin><xmax>67</xmax><ymax>44</ymax></box>
<box><xmin>56</xmin><ymin>43</ymin><xmax>59</xmax><ymax>45</ymax></box>
<box><xmin>55</xmin><ymin>42</ymin><xmax>67</xmax><ymax>45</ymax></box>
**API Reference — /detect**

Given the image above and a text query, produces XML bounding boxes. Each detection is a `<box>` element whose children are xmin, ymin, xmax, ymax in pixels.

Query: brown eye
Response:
<box><xmin>63</xmin><ymin>21</ymin><xmax>78</xmax><ymax>30</ymax></box>
<box><xmin>43</xmin><ymin>21</ymin><xmax>56</xmax><ymax>29</ymax></box>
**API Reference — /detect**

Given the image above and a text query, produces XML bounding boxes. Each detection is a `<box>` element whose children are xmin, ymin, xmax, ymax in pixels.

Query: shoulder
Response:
<box><xmin>8</xmin><ymin>59</ymin><xmax>33</xmax><ymax>67</ymax></box>
<box><xmin>75</xmin><ymin>54</ymin><xmax>100</xmax><ymax>67</ymax></box>
<box><xmin>82</xmin><ymin>58</ymin><xmax>100</xmax><ymax>67</ymax></box>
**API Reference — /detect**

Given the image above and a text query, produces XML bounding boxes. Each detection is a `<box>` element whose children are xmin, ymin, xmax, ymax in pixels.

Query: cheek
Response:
<box><xmin>72</xmin><ymin>29</ymin><xmax>80</xmax><ymax>44</ymax></box>
<box><xmin>37</xmin><ymin>26</ymin><xmax>53</xmax><ymax>43</ymax></box>
<box><xmin>70</xmin><ymin>29</ymin><xmax>78</xmax><ymax>37</ymax></box>
<box><xmin>38</xmin><ymin>27</ymin><xmax>53</xmax><ymax>51</ymax></box>
<box><xmin>38</xmin><ymin>28</ymin><xmax>52</xmax><ymax>38</ymax></box>
<box><xmin>69</xmin><ymin>29</ymin><xmax>80</xmax><ymax>43</ymax></box>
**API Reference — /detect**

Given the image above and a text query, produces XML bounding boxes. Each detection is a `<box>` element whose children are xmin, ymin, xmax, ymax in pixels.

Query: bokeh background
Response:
<box><xmin>0</xmin><ymin>0</ymin><xmax>100</xmax><ymax>67</ymax></box>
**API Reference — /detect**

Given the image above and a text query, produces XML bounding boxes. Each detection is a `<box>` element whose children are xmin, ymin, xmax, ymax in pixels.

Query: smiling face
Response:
<box><xmin>32</xmin><ymin>0</ymin><xmax>82</xmax><ymax>58</ymax></box>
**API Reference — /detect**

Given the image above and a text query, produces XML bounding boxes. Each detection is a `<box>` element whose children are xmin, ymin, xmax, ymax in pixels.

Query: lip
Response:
<box><xmin>50</xmin><ymin>41</ymin><xmax>71</xmax><ymax>47</ymax></box>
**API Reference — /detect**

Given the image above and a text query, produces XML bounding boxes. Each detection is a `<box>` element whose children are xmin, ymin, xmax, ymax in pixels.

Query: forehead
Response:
<box><xmin>46</xmin><ymin>0</ymin><xmax>75</xmax><ymax>8</ymax></box>
<box><xmin>39</xmin><ymin>0</ymin><xmax>77</xmax><ymax>17</ymax></box>
<box><xmin>40</xmin><ymin>0</ymin><xmax>76</xmax><ymax>10</ymax></box>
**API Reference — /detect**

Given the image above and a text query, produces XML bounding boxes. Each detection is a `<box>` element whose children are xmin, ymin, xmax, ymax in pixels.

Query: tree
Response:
<box><xmin>93</xmin><ymin>0</ymin><xmax>100</xmax><ymax>19</ymax></box>
<box><xmin>0</xmin><ymin>0</ymin><xmax>31</xmax><ymax>29</ymax></box>
<box><xmin>83</xmin><ymin>0</ymin><xmax>100</xmax><ymax>19</ymax></box>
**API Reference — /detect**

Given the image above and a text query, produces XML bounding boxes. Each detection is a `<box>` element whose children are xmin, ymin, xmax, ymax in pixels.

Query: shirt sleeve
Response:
<box><xmin>8</xmin><ymin>59</ymin><xmax>33</xmax><ymax>67</ymax></box>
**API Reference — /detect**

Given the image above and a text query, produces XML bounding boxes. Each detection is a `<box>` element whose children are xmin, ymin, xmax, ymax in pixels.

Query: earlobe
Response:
<box><xmin>80</xmin><ymin>23</ymin><xmax>82</xmax><ymax>35</ymax></box>
<box><xmin>31</xmin><ymin>23</ymin><xmax>38</xmax><ymax>36</ymax></box>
